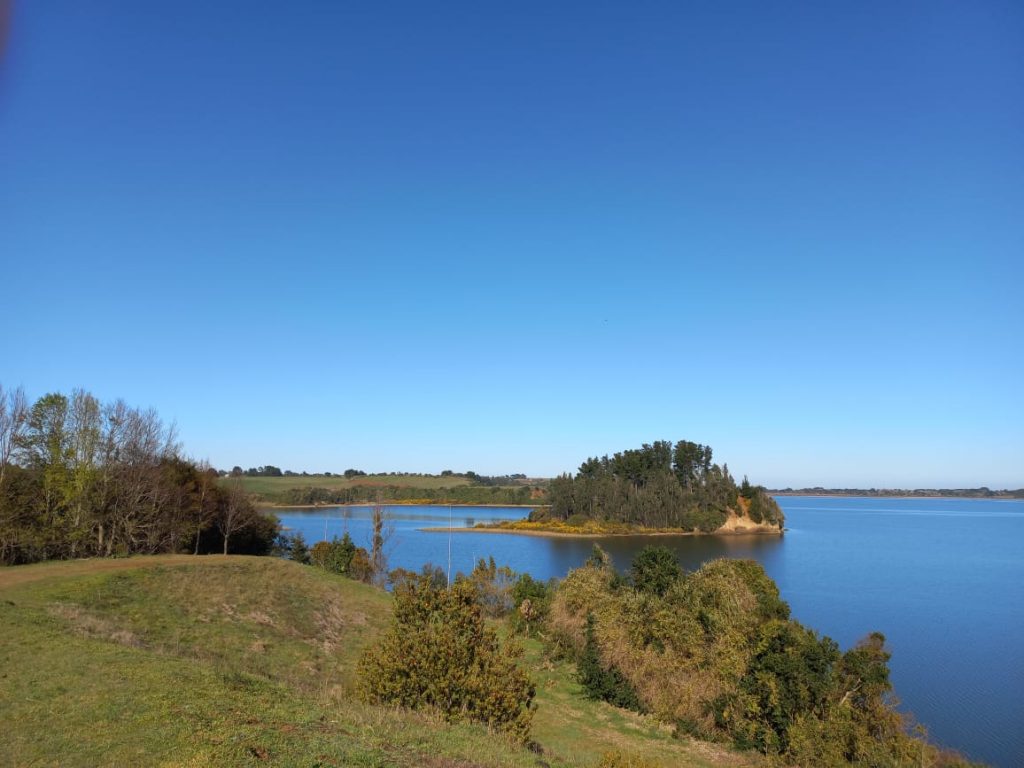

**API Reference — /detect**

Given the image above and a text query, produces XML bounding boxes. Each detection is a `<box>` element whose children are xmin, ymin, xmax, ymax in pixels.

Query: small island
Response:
<box><xmin>427</xmin><ymin>440</ymin><xmax>784</xmax><ymax>537</ymax></box>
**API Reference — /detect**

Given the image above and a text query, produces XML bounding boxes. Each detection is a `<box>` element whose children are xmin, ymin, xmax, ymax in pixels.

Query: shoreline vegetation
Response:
<box><xmin>421</xmin><ymin>513</ymin><xmax>784</xmax><ymax>538</ymax></box>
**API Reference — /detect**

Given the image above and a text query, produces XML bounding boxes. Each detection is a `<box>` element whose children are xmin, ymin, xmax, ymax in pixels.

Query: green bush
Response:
<box><xmin>509</xmin><ymin>573</ymin><xmax>553</xmax><ymax>636</ymax></box>
<box><xmin>357</xmin><ymin>575</ymin><xmax>535</xmax><ymax>739</ymax></box>
<box><xmin>630</xmin><ymin>546</ymin><xmax>682</xmax><ymax>597</ymax></box>
<box><xmin>310</xmin><ymin>533</ymin><xmax>356</xmax><ymax>574</ymax></box>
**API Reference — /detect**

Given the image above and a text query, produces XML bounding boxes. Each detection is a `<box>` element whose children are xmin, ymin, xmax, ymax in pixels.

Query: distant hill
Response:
<box><xmin>226</xmin><ymin>472</ymin><xmax>546</xmax><ymax>506</ymax></box>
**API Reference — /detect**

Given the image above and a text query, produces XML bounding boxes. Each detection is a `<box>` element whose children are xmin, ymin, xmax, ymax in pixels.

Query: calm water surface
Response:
<box><xmin>275</xmin><ymin>497</ymin><xmax>1024</xmax><ymax>767</ymax></box>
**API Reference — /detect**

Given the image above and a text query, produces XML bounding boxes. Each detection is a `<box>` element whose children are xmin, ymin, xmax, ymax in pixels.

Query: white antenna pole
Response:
<box><xmin>447</xmin><ymin>503</ymin><xmax>453</xmax><ymax>588</ymax></box>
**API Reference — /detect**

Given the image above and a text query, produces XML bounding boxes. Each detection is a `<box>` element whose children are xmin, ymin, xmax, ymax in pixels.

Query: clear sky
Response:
<box><xmin>1</xmin><ymin>1</ymin><xmax>1021</xmax><ymax>487</ymax></box>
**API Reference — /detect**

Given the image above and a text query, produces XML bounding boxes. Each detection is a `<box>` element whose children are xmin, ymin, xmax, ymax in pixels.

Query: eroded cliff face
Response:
<box><xmin>716</xmin><ymin>510</ymin><xmax>784</xmax><ymax>534</ymax></box>
<box><xmin>724</xmin><ymin>493</ymin><xmax>785</xmax><ymax>533</ymax></box>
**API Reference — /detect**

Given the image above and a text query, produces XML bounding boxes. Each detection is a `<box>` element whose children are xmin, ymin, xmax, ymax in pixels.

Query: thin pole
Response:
<box><xmin>444</xmin><ymin>505</ymin><xmax>452</xmax><ymax>589</ymax></box>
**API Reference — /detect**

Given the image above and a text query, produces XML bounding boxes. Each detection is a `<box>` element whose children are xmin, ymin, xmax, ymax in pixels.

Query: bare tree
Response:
<box><xmin>0</xmin><ymin>384</ymin><xmax>30</xmax><ymax>563</ymax></box>
<box><xmin>192</xmin><ymin>460</ymin><xmax>219</xmax><ymax>555</ymax></box>
<box><xmin>98</xmin><ymin>399</ymin><xmax>179</xmax><ymax>556</ymax></box>
<box><xmin>66</xmin><ymin>389</ymin><xmax>101</xmax><ymax>556</ymax></box>
<box><xmin>0</xmin><ymin>384</ymin><xmax>28</xmax><ymax>488</ymax></box>
<box><xmin>216</xmin><ymin>478</ymin><xmax>254</xmax><ymax>555</ymax></box>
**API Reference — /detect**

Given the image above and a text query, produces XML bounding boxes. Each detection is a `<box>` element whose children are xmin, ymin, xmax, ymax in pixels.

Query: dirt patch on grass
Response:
<box><xmin>48</xmin><ymin>602</ymin><xmax>144</xmax><ymax>648</ymax></box>
<box><xmin>316</xmin><ymin>596</ymin><xmax>370</xmax><ymax>651</ymax></box>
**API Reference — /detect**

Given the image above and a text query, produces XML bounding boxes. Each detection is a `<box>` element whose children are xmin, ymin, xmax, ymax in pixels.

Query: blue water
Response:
<box><xmin>275</xmin><ymin>497</ymin><xmax>1024</xmax><ymax>767</ymax></box>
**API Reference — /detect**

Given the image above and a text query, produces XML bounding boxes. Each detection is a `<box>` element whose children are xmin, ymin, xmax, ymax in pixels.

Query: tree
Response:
<box><xmin>215</xmin><ymin>479</ymin><xmax>255</xmax><ymax>554</ymax></box>
<box><xmin>289</xmin><ymin>532</ymin><xmax>310</xmax><ymax>564</ymax></box>
<box><xmin>190</xmin><ymin>461</ymin><xmax>219</xmax><ymax>555</ymax></box>
<box><xmin>630</xmin><ymin>545</ymin><xmax>682</xmax><ymax>597</ymax></box>
<box><xmin>0</xmin><ymin>384</ymin><xmax>30</xmax><ymax>564</ymax></box>
<box><xmin>369</xmin><ymin>499</ymin><xmax>391</xmax><ymax>584</ymax></box>
<box><xmin>0</xmin><ymin>384</ymin><xmax>28</xmax><ymax>489</ymax></box>
<box><xmin>357</xmin><ymin>575</ymin><xmax>535</xmax><ymax>739</ymax></box>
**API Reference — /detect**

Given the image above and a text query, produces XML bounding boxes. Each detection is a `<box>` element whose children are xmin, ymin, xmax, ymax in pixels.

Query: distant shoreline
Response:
<box><xmin>771</xmin><ymin>493</ymin><xmax>1022</xmax><ymax>501</ymax></box>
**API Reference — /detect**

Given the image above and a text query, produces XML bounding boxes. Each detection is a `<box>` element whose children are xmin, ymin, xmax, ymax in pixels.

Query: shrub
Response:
<box><xmin>509</xmin><ymin>573</ymin><xmax>553</xmax><ymax>636</ymax></box>
<box><xmin>458</xmin><ymin>556</ymin><xmax>516</xmax><ymax>617</ymax></box>
<box><xmin>721</xmin><ymin>619</ymin><xmax>840</xmax><ymax>753</ymax></box>
<box><xmin>630</xmin><ymin>546</ymin><xmax>682</xmax><ymax>597</ymax></box>
<box><xmin>357</xmin><ymin>576</ymin><xmax>535</xmax><ymax>739</ymax></box>
<box><xmin>310</xmin><ymin>533</ymin><xmax>357</xmax><ymax>574</ymax></box>
<box><xmin>578</xmin><ymin>613</ymin><xmax>644</xmax><ymax>712</ymax></box>
<box><xmin>349</xmin><ymin>547</ymin><xmax>374</xmax><ymax>583</ymax></box>
<box><xmin>389</xmin><ymin>563</ymin><xmax>447</xmax><ymax>591</ymax></box>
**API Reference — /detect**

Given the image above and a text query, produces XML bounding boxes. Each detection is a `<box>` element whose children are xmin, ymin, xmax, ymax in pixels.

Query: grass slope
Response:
<box><xmin>0</xmin><ymin>557</ymin><xmax>754</xmax><ymax>768</ymax></box>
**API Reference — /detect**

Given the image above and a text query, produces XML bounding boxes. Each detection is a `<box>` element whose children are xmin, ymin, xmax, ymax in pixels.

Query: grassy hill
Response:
<box><xmin>230</xmin><ymin>473</ymin><xmax>475</xmax><ymax>497</ymax></box>
<box><xmin>228</xmin><ymin>473</ymin><xmax>544</xmax><ymax>507</ymax></box>
<box><xmin>0</xmin><ymin>556</ymin><xmax>755</xmax><ymax>768</ymax></box>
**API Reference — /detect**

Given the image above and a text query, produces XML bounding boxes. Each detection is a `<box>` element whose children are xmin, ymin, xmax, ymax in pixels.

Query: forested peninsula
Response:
<box><xmin>480</xmin><ymin>440</ymin><xmax>784</xmax><ymax>536</ymax></box>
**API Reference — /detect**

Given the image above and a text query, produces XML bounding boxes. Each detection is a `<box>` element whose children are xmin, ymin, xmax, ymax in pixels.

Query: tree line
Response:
<box><xmin>0</xmin><ymin>384</ymin><xmax>277</xmax><ymax>565</ymax></box>
<box><xmin>536</xmin><ymin>440</ymin><xmax>784</xmax><ymax>531</ymax></box>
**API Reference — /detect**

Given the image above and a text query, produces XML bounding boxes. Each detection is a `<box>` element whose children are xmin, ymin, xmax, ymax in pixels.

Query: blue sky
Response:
<box><xmin>1</xmin><ymin>1</ymin><xmax>1021</xmax><ymax>487</ymax></box>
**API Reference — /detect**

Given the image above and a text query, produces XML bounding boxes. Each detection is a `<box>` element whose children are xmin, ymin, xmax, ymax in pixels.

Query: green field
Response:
<box><xmin>228</xmin><ymin>473</ymin><xmax>475</xmax><ymax>496</ymax></box>
<box><xmin>0</xmin><ymin>556</ymin><xmax>754</xmax><ymax>768</ymax></box>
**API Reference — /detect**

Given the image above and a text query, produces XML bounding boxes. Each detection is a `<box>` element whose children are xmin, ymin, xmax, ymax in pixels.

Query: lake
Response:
<box><xmin>274</xmin><ymin>496</ymin><xmax>1024</xmax><ymax>767</ymax></box>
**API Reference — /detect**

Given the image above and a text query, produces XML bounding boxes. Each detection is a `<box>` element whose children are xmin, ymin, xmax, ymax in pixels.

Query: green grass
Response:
<box><xmin>0</xmin><ymin>557</ymin><xmax>757</xmax><ymax>767</ymax></box>
<box><xmin>228</xmin><ymin>474</ymin><xmax>474</xmax><ymax>497</ymax></box>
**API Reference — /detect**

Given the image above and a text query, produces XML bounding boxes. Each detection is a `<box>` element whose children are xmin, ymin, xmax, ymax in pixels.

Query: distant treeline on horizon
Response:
<box><xmin>770</xmin><ymin>487</ymin><xmax>1024</xmax><ymax>499</ymax></box>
